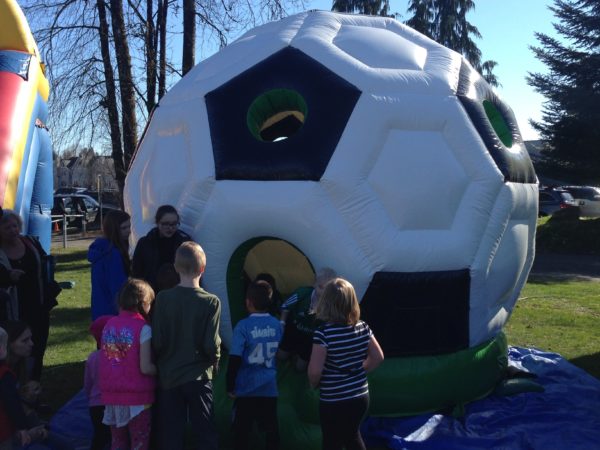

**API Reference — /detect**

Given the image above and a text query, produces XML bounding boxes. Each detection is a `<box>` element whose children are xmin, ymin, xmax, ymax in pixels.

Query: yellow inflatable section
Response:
<box><xmin>0</xmin><ymin>0</ymin><xmax>48</xmax><ymax>99</ymax></box>
<box><xmin>0</xmin><ymin>0</ymin><xmax>53</xmax><ymax>251</ymax></box>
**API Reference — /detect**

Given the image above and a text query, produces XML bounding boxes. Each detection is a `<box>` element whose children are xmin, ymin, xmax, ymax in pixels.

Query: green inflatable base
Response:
<box><xmin>213</xmin><ymin>332</ymin><xmax>508</xmax><ymax>449</ymax></box>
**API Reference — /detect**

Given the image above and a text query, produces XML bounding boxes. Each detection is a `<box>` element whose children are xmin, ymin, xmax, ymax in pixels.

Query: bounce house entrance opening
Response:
<box><xmin>226</xmin><ymin>237</ymin><xmax>314</xmax><ymax>327</ymax></box>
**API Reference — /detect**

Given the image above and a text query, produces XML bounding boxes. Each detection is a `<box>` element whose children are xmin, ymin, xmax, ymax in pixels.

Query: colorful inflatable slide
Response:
<box><xmin>0</xmin><ymin>0</ymin><xmax>53</xmax><ymax>251</ymax></box>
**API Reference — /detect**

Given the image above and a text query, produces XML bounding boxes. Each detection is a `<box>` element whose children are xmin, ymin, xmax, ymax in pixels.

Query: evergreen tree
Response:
<box><xmin>405</xmin><ymin>0</ymin><xmax>499</xmax><ymax>87</ymax></box>
<box><xmin>332</xmin><ymin>0</ymin><xmax>390</xmax><ymax>17</ymax></box>
<box><xmin>527</xmin><ymin>0</ymin><xmax>600</xmax><ymax>180</ymax></box>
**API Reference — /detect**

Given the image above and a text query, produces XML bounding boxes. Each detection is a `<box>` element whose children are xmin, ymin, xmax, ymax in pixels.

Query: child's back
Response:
<box><xmin>229</xmin><ymin>312</ymin><xmax>281</xmax><ymax>396</ymax></box>
<box><xmin>151</xmin><ymin>241</ymin><xmax>221</xmax><ymax>450</ymax></box>
<box><xmin>98</xmin><ymin>279</ymin><xmax>156</xmax><ymax>450</ymax></box>
<box><xmin>152</xmin><ymin>285</ymin><xmax>221</xmax><ymax>388</ymax></box>
<box><xmin>226</xmin><ymin>280</ymin><xmax>283</xmax><ymax>450</ymax></box>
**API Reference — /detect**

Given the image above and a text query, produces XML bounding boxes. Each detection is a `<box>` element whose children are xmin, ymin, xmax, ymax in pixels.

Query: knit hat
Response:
<box><xmin>89</xmin><ymin>315</ymin><xmax>112</xmax><ymax>347</ymax></box>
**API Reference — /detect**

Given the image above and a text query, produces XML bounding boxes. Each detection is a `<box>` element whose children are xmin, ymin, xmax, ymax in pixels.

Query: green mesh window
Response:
<box><xmin>483</xmin><ymin>100</ymin><xmax>513</xmax><ymax>148</ymax></box>
<box><xmin>247</xmin><ymin>89</ymin><xmax>307</xmax><ymax>142</ymax></box>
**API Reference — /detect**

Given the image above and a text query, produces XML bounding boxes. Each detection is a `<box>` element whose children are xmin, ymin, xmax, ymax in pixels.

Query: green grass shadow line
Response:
<box><xmin>54</xmin><ymin>249</ymin><xmax>89</xmax><ymax>264</ymax></box>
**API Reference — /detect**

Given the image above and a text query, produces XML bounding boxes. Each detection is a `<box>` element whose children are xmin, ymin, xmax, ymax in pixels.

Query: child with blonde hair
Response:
<box><xmin>308</xmin><ymin>278</ymin><xmax>384</xmax><ymax>450</ymax></box>
<box><xmin>99</xmin><ymin>279</ymin><xmax>156</xmax><ymax>450</ymax></box>
<box><xmin>152</xmin><ymin>241</ymin><xmax>221</xmax><ymax>450</ymax></box>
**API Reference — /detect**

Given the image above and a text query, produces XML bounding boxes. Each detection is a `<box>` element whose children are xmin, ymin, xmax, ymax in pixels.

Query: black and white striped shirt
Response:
<box><xmin>313</xmin><ymin>320</ymin><xmax>372</xmax><ymax>402</ymax></box>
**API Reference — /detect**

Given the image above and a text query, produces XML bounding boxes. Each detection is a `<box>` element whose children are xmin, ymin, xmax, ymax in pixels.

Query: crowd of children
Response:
<box><xmin>0</xmin><ymin>203</ymin><xmax>385</xmax><ymax>450</ymax></box>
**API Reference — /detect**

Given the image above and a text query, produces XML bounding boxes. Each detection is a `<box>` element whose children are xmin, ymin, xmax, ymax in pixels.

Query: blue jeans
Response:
<box><xmin>157</xmin><ymin>379</ymin><xmax>217</xmax><ymax>450</ymax></box>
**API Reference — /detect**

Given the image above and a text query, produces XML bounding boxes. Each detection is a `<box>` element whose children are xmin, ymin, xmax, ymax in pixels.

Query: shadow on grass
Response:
<box><xmin>527</xmin><ymin>274</ymin><xmax>600</xmax><ymax>285</ymax></box>
<box><xmin>55</xmin><ymin>249</ymin><xmax>88</xmax><ymax>264</ymax></box>
<box><xmin>49</xmin><ymin>307</ymin><xmax>90</xmax><ymax>345</ymax></box>
<box><xmin>41</xmin><ymin>360</ymin><xmax>85</xmax><ymax>417</ymax></box>
<box><xmin>56</xmin><ymin>263</ymin><xmax>90</xmax><ymax>273</ymax></box>
<box><xmin>570</xmin><ymin>352</ymin><xmax>600</xmax><ymax>380</ymax></box>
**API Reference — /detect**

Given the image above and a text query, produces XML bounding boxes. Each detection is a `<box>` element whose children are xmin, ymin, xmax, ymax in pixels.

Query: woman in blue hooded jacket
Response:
<box><xmin>88</xmin><ymin>210</ymin><xmax>131</xmax><ymax>320</ymax></box>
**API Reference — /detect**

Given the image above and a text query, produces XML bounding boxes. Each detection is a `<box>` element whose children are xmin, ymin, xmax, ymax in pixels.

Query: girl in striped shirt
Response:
<box><xmin>308</xmin><ymin>278</ymin><xmax>384</xmax><ymax>450</ymax></box>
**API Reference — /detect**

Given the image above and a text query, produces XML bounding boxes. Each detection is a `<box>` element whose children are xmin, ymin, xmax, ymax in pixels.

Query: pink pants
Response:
<box><xmin>110</xmin><ymin>407</ymin><xmax>151</xmax><ymax>450</ymax></box>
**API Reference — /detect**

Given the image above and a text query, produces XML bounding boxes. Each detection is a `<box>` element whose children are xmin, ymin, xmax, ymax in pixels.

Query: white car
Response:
<box><xmin>562</xmin><ymin>186</ymin><xmax>600</xmax><ymax>218</ymax></box>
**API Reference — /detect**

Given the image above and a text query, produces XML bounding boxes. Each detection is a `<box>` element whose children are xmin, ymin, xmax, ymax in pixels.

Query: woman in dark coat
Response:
<box><xmin>131</xmin><ymin>205</ymin><xmax>191</xmax><ymax>292</ymax></box>
<box><xmin>0</xmin><ymin>210</ymin><xmax>58</xmax><ymax>381</ymax></box>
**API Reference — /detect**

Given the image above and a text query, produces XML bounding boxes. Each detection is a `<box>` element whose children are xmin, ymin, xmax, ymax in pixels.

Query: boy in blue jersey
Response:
<box><xmin>226</xmin><ymin>280</ymin><xmax>282</xmax><ymax>450</ymax></box>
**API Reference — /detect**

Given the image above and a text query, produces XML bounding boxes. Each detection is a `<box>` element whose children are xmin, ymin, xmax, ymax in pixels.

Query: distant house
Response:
<box><xmin>54</xmin><ymin>153</ymin><xmax>118</xmax><ymax>191</ymax></box>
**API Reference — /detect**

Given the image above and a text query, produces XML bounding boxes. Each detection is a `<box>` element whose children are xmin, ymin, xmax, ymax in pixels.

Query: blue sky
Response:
<box><xmin>302</xmin><ymin>0</ymin><xmax>560</xmax><ymax>140</ymax></box>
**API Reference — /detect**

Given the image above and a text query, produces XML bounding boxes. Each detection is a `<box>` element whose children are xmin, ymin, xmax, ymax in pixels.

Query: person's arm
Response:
<box><xmin>226</xmin><ymin>355</ymin><xmax>242</xmax><ymax>398</ymax></box>
<box><xmin>83</xmin><ymin>353</ymin><xmax>95</xmax><ymax>399</ymax></box>
<box><xmin>279</xmin><ymin>309</ymin><xmax>289</xmax><ymax>329</ymax></box>
<box><xmin>140</xmin><ymin>325</ymin><xmax>157</xmax><ymax>376</ymax></box>
<box><xmin>151</xmin><ymin>296</ymin><xmax>163</xmax><ymax>355</ymax></box>
<box><xmin>131</xmin><ymin>238</ymin><xmax>145</xmax><ymax>279</ymax></box>
<box><xmin>107</xmin><ymin>249</ymin><xmax>128</xmax><ymax>310</ymax></box>
<box><xmin>363</xmin><ymin>335</ymin><xmax>384</xmax><ymax>373</ymax></box>
<box><xmin>307</xmin><ymin>344</ymin><xmax>327</xmax><ymax>388</ymax></box>
<box><xmin>140</xmin><ymin>340</ymin><xmax>157</xmax><ymax>375</ymax></box>
<box><xmin>202</xmin><ymin>299</ymin><xmax>222</xmax><ymax>364</ymax></box>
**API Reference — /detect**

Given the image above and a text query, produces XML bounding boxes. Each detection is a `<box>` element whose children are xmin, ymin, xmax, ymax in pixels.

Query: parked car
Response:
<box><xmin>52</xmin><ymin>193</ymin><xmax>120</xmax><ymax>229</ymax></box>
<box><xmin>538</xmin><ymin>187</ymin><xmax>579</xmax><ymax>218</ymax></box>
<box><xmin>561</xmin><ymin>186</ymin><xmax>600</xmax><ymax>218</ymax></box>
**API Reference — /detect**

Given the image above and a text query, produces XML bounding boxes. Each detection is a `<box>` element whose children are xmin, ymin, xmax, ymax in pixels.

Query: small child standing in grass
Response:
<box><xmin>226</xmin><ymin>280</ymin><xmax>283</xmax><ymax>450</ymax></box>
<box><xmin>99</xmin><ymin>279</ymin><xmax>156</xmax><ymax>450</ymax></box>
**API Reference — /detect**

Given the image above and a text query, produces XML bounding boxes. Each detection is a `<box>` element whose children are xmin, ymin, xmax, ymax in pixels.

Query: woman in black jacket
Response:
<box><xmin>131</xmin><ymin>205</ymin><xmax>192</xmax><ymax>292</ymax></box>
<box><xmin>0</xmin><ymin>210</ymin><xmax>59</xmax><ymax>381</ymax></box>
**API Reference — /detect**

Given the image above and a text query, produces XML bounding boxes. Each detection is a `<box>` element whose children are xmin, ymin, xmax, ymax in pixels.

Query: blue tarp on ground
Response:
<box><xmin>51</xmin><ymin>347</ymin><xmax>600</xmax><ymax>449</ymax></box>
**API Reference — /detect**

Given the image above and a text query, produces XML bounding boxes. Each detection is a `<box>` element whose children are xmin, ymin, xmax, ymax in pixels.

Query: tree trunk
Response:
<box><xmin>146</xmin><ymin>0</ymin><xmax>157</xmax><ymax>113</ymax></box>
<box><xmin>109</xmin><ymin>0</ymin><xmax>138</xmax><ymax>171</ymax></box>
<box><xmin>96</xmin><ymin>0</ymin><xmax>126</xmax><ymax>204</ymax></box>
<box><xmin>158</xmin><ymin>0</ymin><xmax>168</xmax><ymax>99</ymax></box>
<box><xmin>182</xmin><ymin>0</ymin><xmax>195</xmax><ymax>75</ymax></box>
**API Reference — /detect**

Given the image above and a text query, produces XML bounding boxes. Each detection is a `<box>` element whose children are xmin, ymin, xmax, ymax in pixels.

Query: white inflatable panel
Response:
<box><xmin>125</xmin><ymin>10</ymin><xmax>538</xmax><ymax>351</ymax></box>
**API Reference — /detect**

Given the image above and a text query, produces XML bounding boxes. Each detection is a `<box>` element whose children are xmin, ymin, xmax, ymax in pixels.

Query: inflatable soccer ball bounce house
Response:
<box><xmin>125</xmin><ymin>10</ymin><xmax>538</xmax><ymax>449</ymax></box>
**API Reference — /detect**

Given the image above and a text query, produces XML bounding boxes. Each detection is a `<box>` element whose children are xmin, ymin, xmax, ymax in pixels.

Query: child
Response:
<box><xmin>88</xmin><ymin>210</ymin><xmax>131</xmax><ymax>320</ymax></box>
<box><xmin>0</xmin><ymin>325</ymin><xmax>30</xmax><ymax>450</ymax></box>
<box><xmin>254</xmin><ymin>273</ymin><xmax>282</xmax><ymax>317</ymax></box>
<box><xmin>84</xmin><ymin>315</ymin><xmax>112</xmax><ymax>450</ymax></box>
<box><xmin>308</xmin><ymin>278</ymin><xmax>384</xmax><ymax>450</ymax></box>
<box><xmin>152</xmin><ymin>241</ymin><xmax>221</xmax><ymax>450</ymax></box>
<box><xmin>226</xmin><ymin>280</ymin><xmax>283</xmax><ymax>450</ymax></box>
<box><xmin>99</xmin><ymin>279</ymin><xmax>156</xmax><ymax>450</ymax></box>
<box><xmin>278</xmin><ymin>268</ymin><xmax>337</xmax><ymax>371</ymax></box>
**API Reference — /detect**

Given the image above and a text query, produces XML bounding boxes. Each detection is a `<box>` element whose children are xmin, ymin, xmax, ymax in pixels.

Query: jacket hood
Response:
<box><xmin>88</xmin><ymin>237</ymin><xmax>114</xmax><ymax>264</ymax></box>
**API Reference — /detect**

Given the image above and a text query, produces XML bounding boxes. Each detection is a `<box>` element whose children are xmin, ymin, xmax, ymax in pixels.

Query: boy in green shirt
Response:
<box><xmin>152</xmin><ymin>241</ymin><xmax>221</xmax><ymax>450</ymax></box>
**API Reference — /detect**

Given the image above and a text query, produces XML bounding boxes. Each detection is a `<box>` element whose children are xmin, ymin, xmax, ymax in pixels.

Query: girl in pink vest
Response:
<box><xmin>99</xmin><ymin>278</ymin><xmax>156</xmax><ymax>450</ymax></box>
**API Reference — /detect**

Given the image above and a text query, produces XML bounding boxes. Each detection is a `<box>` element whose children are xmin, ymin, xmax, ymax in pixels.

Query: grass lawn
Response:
<box><xmin>41</xmin><ymin>245</ymin><xmax>600</xmax><ymax>416</ymax></box>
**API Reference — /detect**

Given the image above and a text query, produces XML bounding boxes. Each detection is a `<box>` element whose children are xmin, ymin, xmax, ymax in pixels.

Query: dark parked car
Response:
<box><xmin>52</xmin><ymin>193</ymin><xmax>120</xmax><ymax>229</ymax></box>
<box><xmin>538</xmin><ymin>187</ymin><xmax>579</xmax><ymax>218</ymax></box>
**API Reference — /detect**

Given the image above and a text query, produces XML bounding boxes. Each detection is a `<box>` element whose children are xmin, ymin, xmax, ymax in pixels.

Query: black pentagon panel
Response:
<box><xmin>457</xmin><ymin>61</ymin><xmax>536</xmax><ymax>184</ymax></box>
<box><xmin>360</xmin><ymin>270</ymin><xmax>470</xmax><ymax>357</ymax></box>
<box><xmin>205</xmin><ymin>47</ymin><xmax>362</xmax><ymax>181</ymax></box>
